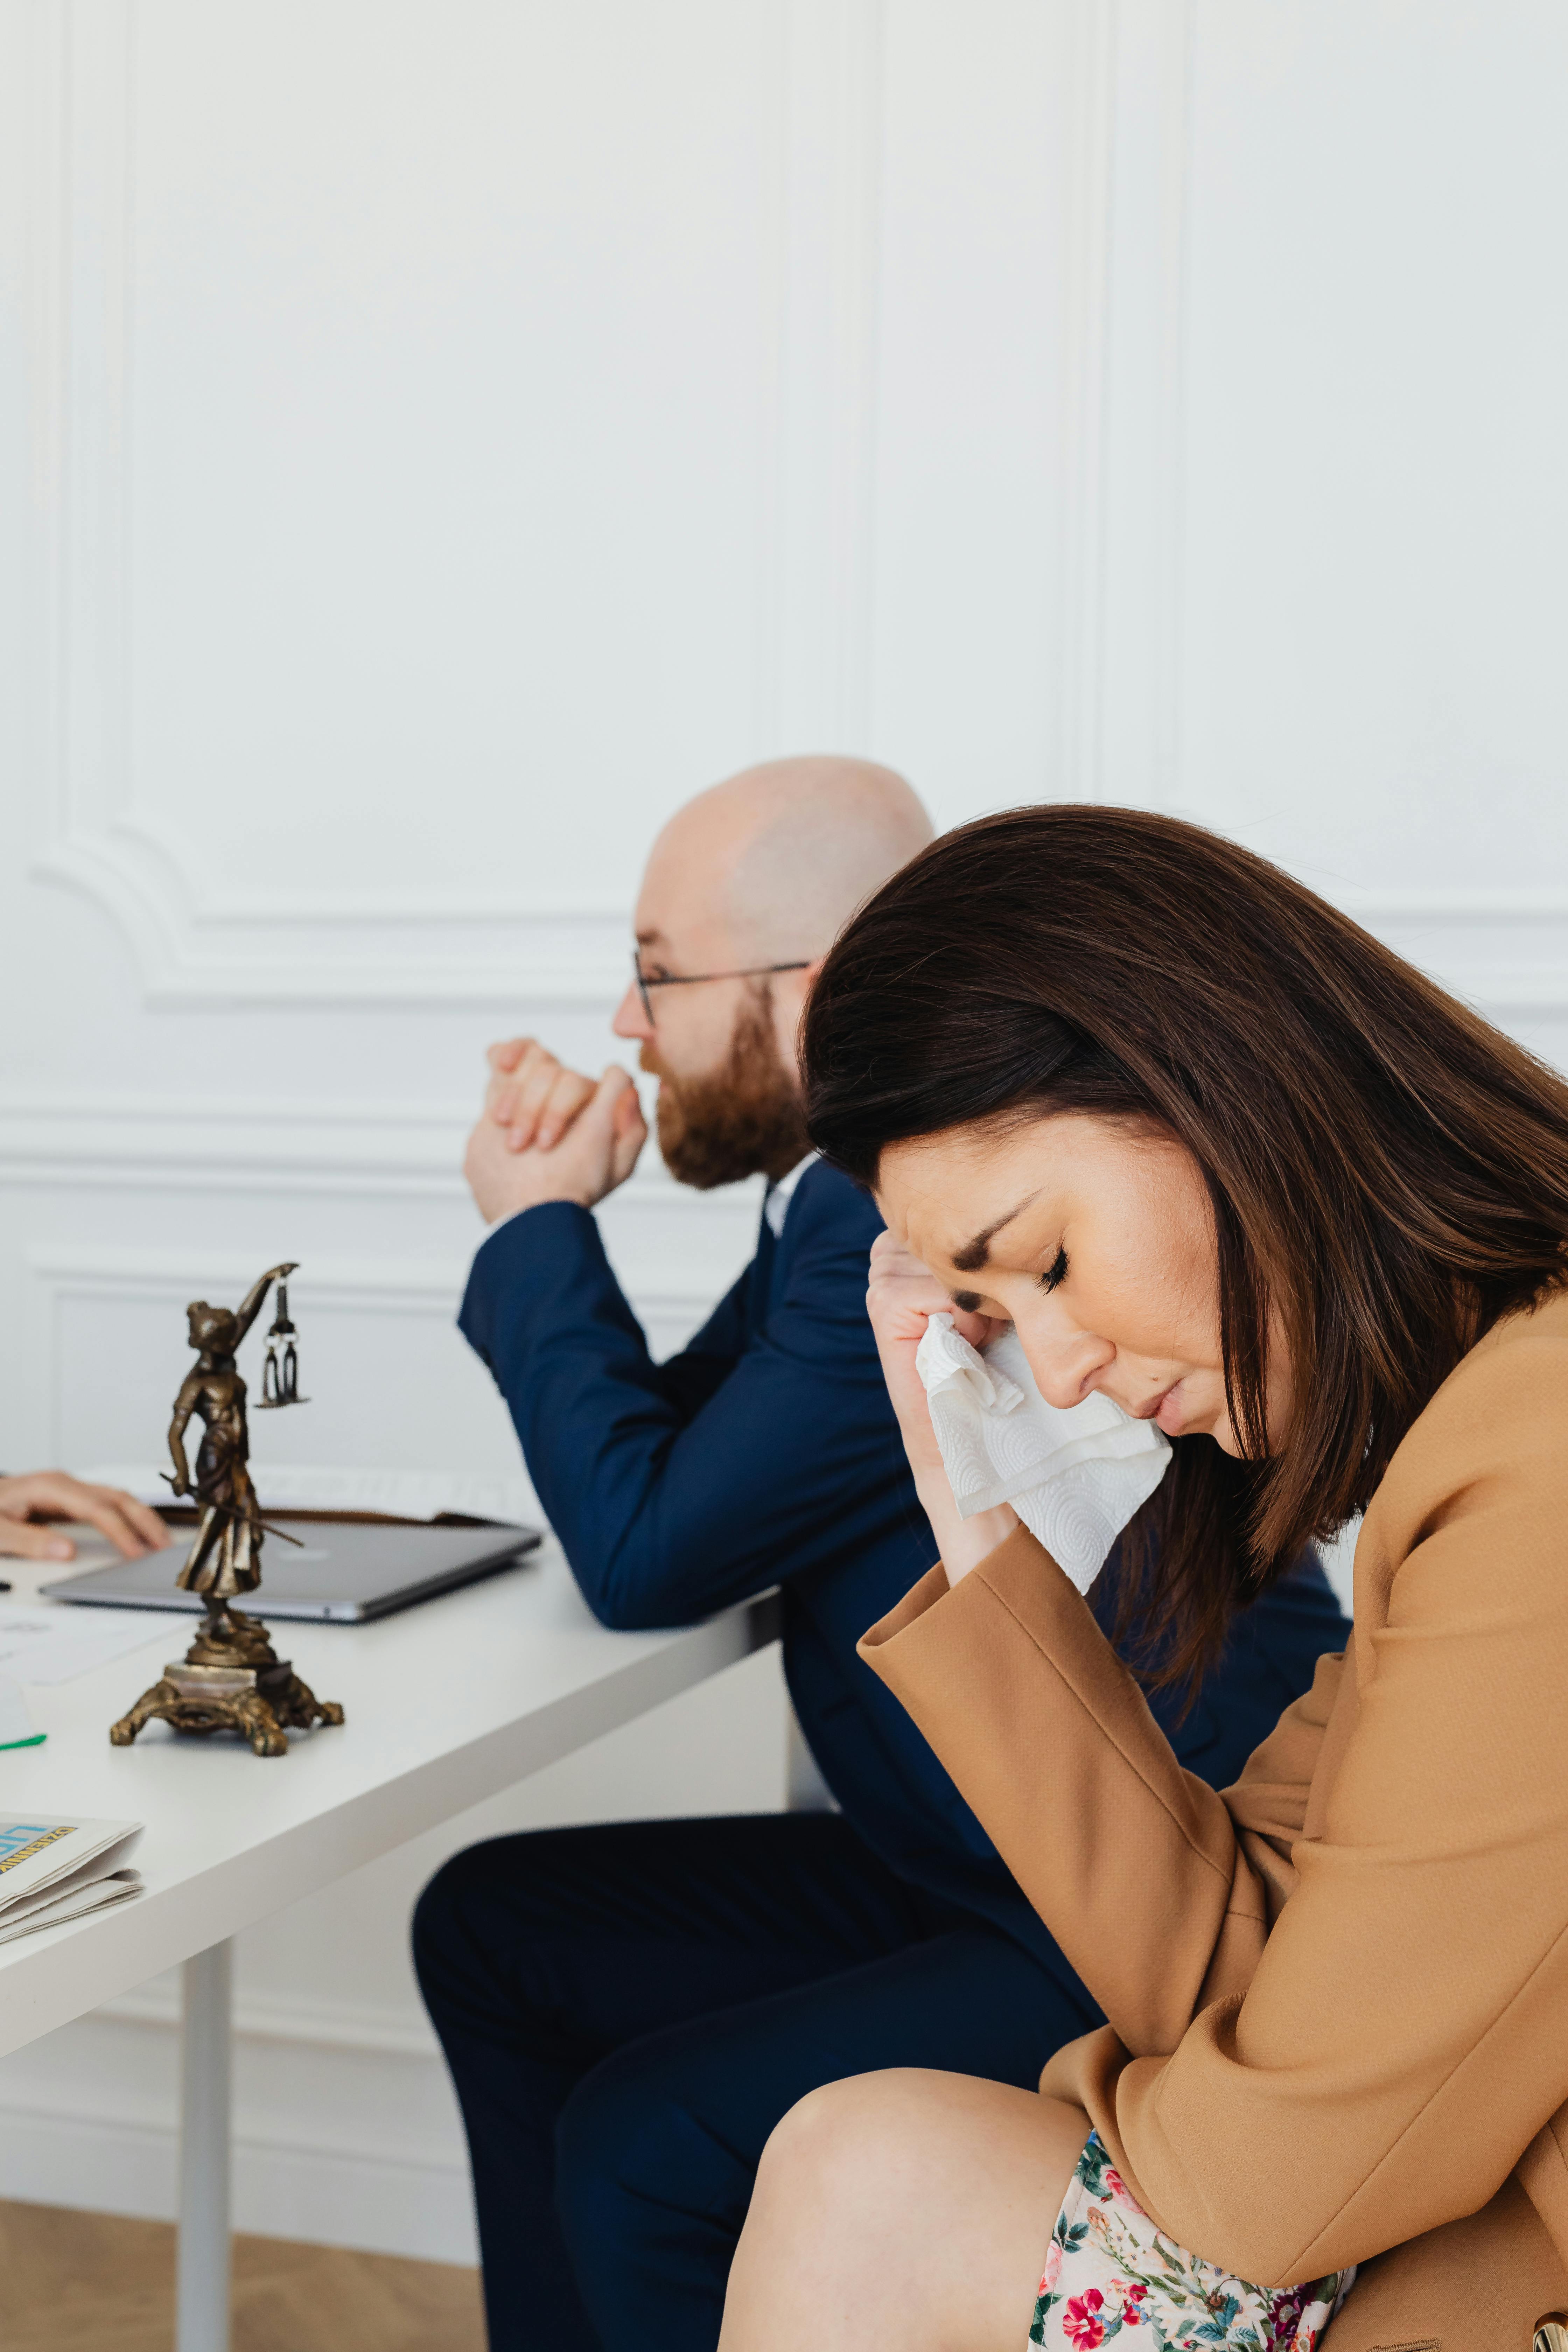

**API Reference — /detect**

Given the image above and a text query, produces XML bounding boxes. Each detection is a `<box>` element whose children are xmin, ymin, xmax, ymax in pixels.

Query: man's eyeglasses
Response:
<box><xmin>631</xmin><ymin>950</ymin><xmax>811</xmax><ymax>1025</ymax></box>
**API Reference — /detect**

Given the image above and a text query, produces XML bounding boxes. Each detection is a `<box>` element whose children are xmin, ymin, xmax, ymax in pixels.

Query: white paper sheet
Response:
<box><xmin>0</xmin><ymin>1817</ymin><xmax>145</xmax><ymax>1940</ymax></box>
<box><xmin>0</xmin><ymin>1673</ymin><xmax>38</xmax><ymax>1744</ymax></box>
<box><xmin>0</xmin><ymin>1603</ymin><xmax>168</xmax><ymax>1686</ymax></box>
<box><xmin>0</xmin><ymin>1868</ymin><xmax>144</xmax><ymax>1943</ymax></box>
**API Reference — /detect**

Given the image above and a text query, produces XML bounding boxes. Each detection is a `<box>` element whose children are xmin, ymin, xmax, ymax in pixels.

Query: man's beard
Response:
<box><xmin>645</xmin><ymin>991</ymin><xmax>811</xmax><ymax>1190</ymax></box>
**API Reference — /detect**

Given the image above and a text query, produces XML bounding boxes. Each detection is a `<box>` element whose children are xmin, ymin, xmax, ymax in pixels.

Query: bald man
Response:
<box><xmin>414</xmin><ymin>758</ymin><xmax>1349</xmax><ymax>2352</ymax></box>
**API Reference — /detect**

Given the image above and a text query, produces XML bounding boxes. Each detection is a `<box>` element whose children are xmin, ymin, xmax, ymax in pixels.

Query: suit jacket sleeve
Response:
<box><xmin>460</xmin><ymin>1183</ymin><xmax>902</xmax><ymax>1630</ymax></box>
<box><xmin>859</xmin><ymin>1538</ymin><xmax>1283</xmax><ymax>2057</ymax></box>
<box><xmin>858</xmin><ymin>1315</ymin><xmax>1568</xmax><ymax>2287</ymax></box>
<box><xmin>651</xmin><ymin>1265</ymin><xmax>751</xmax><ymax>1418</ymax></box>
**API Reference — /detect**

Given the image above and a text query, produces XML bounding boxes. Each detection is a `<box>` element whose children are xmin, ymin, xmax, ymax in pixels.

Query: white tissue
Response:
<box><xmin>916</xmin><ymin>1314</ymin><xmax>1171</xmax><ymax>1594</ymax></box>
<box><xmin>0</xmin><ymin>1674</ymin><xmax>38</xmax><ymax>1749</ymax></box>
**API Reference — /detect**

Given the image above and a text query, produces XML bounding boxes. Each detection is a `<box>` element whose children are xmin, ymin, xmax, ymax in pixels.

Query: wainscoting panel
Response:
<box><xmin>2</xmin><ymin>0</ymin><xmax>1566</xmax><ymax>2263</ymax></box>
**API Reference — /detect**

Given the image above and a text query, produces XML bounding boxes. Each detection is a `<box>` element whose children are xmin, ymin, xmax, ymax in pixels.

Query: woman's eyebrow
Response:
<box><xmin>951</xmin><ymin>1192</ymin><xmax>1041</xmax><ymax>1272</ymax></box>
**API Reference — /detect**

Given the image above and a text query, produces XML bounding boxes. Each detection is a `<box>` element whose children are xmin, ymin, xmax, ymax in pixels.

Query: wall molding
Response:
<box><xmin>1321</xmin><ymin>895</ymin><xmax>1568</xmax><ymax>1020</ymax></box>
<box><xmin>28</xmin><ymin>1241</ymin><xmax>475</xmax><ymax>1307</ymax></box>
<box><xmin>21</xmin><ymin>1</ymin><xmax>634</xmax><ymax>1006</ymax></box>
<box><xmin>21</xmin><ymin>1245</ymin><xmax>718</xmax><ymax>1435</ymax></box>
<box><xmin>0</xmin><ymin>2034</ymin><xmax>476</xmax><ymax>2262</ymax></box>
<box><xmin>100</xmin><ymin>1974</ymin><xmax>439</xmax><ymax>2060</ymax></box>
<box><xmin>1342</xmin><ymin>890</ymin><xmax>1568</xmax><ymax>922</ymax></box>
<box><xmin>0</xmin><ymin>1092</ymin><xmax>769</xmax><ymax>1211</ymax></box>
<box><xmin>24</xmin><ymin>0</ymin><xmax>888</xmax><ymax>1008</ymax></box>
<box><xmin>35</xmin><ymin>835</ymin><xmax>637</xmax><ymax>1009</ymax></box>
<box><xmin>24</xmin><ymin>1239</ymin><xmax>717</xmax><ymax>1326</ymax></box>
<box><xmin>0</xmin><ymin>1092</ymin><xmax>475</xmax><ymax>1197</ymax></box>
<box><xmin>0</xmin><ymin>1120</ymin><xmax>758</xmax><ymax>1461</ymax></box>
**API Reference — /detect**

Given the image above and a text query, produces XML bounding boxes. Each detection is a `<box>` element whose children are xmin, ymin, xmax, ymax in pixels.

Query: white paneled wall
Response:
<box><xmin>1</xmin><ymin>0</ymin><xmax>1566</xmax><ymax>2264</ymax></box>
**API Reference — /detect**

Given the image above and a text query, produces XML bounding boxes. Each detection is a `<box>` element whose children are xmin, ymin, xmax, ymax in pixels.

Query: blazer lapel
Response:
<box><xmin>746</xmin><ymin>1200</ymin><xmax>779</xmax><ymax>1335</ymax></box>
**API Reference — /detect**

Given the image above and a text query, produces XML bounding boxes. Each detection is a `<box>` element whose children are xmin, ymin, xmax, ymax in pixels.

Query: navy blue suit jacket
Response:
<box><xmin>460</xmin><ymin>1160</ymin><xmax>1350</xmax><ymax>1978</ymax></box>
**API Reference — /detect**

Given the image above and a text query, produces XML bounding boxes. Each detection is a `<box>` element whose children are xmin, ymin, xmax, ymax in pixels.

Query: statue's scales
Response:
<box><xmin>111</xmin><ymin>1263</ymin><xmax>344</xmax><ymax>1757</ymax></box>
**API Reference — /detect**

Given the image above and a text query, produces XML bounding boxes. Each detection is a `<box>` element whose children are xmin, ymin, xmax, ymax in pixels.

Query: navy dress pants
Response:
<box><xmin>413</xmin><ymin>1812</ymin><xmax>1101</xmax><ymax>2352</ymax></box>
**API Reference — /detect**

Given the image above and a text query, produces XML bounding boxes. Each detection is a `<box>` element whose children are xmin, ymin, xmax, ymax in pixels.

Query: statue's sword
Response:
<box><xmin>159</xmin><ymin>1472</ymin><xmax>307</xmax><ymax>1547</ymax></box>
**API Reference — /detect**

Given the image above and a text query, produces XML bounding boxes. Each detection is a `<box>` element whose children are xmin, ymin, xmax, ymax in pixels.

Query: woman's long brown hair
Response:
<box><xmin>802</xmin><ymin>806</ymin><xmax>1568</xmax><ymax>1688</ymax></box>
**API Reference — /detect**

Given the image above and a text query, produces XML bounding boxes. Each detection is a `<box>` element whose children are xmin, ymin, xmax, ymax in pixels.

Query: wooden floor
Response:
<box><xmin>0</xmin><ymin>2200</ymin><xmax>486</xmax><ymax>2352</ymax></box>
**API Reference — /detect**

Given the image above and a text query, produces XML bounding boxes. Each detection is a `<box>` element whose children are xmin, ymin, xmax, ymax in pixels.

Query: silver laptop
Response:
<box><xmin>42</xmin><ymin>1514</ymin><xmax>542</xmax><ymax>1624</ymax></box>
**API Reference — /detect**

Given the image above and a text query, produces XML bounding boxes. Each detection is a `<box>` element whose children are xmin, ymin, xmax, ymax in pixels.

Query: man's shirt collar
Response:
<box><xmin>763</xmin><ymin>1152</ymin><xmax>819</xmax><ymax>1238</ymax></box>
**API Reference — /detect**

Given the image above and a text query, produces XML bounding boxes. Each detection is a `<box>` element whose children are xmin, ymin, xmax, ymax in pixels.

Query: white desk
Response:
<box><xmin>0</xmin><ymin>1539</ymin><xmax>779</xmax><ymax>2350</ymax></box>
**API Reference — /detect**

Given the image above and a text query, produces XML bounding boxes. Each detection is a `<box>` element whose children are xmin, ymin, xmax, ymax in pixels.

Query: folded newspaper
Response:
<box><xmin>0</xmin><ymin>1815</ymin><xmax>143</xmax><ymax>1944</ymax></box>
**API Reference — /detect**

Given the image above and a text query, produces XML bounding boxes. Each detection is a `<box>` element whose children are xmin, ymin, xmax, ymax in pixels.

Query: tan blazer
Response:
<box><xmin>859</xmin><ymin>1287</ymin><xmax>1568</xmax><ymax>2352</ymax></box>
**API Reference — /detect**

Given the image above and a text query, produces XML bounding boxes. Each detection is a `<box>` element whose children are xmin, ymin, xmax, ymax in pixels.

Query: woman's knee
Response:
<box><xmin>730</xmin><ymin>2074</ymin><xmax>1081</xmax><ymax>2352</ymax></box>
<box><xmin>749</xmin><ymin>2073</ymin><xmax>1087</xmax><ymax>2281</ymax></box>
<box><xmin>752</xmin><ymin>2069</ymin><xmax>943</xmax><ymax>2221</ymax></box>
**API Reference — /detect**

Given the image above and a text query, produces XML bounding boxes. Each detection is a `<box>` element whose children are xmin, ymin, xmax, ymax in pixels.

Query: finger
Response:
<box><xmin>484</xmin><ymin>1074</ymin><xmax>523</xmax><ymax>1126</ymax></box>
<box><xmin>464</xmin><ymin>1116</ymin><xmax>506</xmax><ymax>1209</ymax></box>
<box><xmin>0</xmin><ymin>1516</ymin><xmax>76</xmax><ymax>1562</ymax></box>
<box><xmin>566</xmin><ymin>1063</ymin><xmax>628</xmax><ymax>1140</ymax></box>
<box><xmin>867</xmin><ymin>1255</ymin><xmax>948</xmax><ymax>1309</ymax></box>
<box><xmin>63</xmin><ymin>1490</ymin><xmax>158</xmax><ymax>1558</ymax></box>
<box><xmin>0</xmin><ymin>1469</ymin><xmax>114</xmax><ymax>1526</ymax></box>
<box><xmin>536</xmin><ymin>1069</ymin><xmax>598</xmax><ymax>1151</ymax></box>
<box><xmin>866</xmin><ymin>1290</ymin><xmax>943</xmax><ymax>1349</ymax></box>
<box><xmin>485</xmin><ymin>1044</ymin><xmax>553</xmax><ymax>1133</ymax></box>
<box><xmin>608</xmin><ymin>1087</ymin><xmax>649</xmax><ymax>1186</ymax></box>
<box><xmin>100</xmin><ymin>1489</ymin><xmax>172</xmax><ymax>1551</ymax></box>
<box><xmin>550</xmin><ymin>1062</ymin><xmax>632</xmax><ymax>1150</ymax></box>
<box><xmin>517</xmin><ymin>1063</ymin><xmax>611</xmax><ymax>1152</ymax></box>
<box><xmin>866</xmin><ymin>1262</ymin><xmax>967</xmax><ymax>1346</ymax></box>
<box><xmin>569</xmin><ymin>1064</ymin><xmax>636</xmax><ymax>1161</ymax></box>
<box><xmin>881</xmin><ymin>1284</ymin><xmax>990</xmax><ymax>1351</ymax></box>
<box><xmin>868</xmin><ymin>1236</ymin><xmax>984</xmax><ymax>1332</ymax></box>
<box><xmin>486</xmin><ymin>1037</ymin><xmax>531</xmax><ymax>1076</ymax></box>
<box><xmin>504</xmin><ymin>1054</ymin><xmax>568</xmax><ymax>1153</ymax></box>
<box><xmin>868</xmin><ymin>1241</ymin><xmax>929</xmax><ymax>1289</ymax></box>
<box><xmin>870</xmin><ymin>1231</ymin><xmax>933</xmax><ymax>1277</ymax></box>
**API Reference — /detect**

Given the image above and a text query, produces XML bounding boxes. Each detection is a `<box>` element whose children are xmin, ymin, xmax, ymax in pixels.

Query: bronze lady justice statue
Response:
<box><xmin>111</xmin><ymin>1262</ymin><xmax>343</xmax><ymax>1757</ymax></box>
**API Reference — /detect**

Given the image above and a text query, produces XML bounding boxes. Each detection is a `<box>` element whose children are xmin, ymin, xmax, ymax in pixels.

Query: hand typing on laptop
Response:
<box><xmin>0</xmin><ymin>1471</ymin><xmax>170</xmax><ymax>1563</ymax></box>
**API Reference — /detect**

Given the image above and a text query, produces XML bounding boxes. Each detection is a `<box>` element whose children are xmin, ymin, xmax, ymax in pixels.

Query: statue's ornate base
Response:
<box><xmin>110</xmin><ymin>1605</ymin><xmax>343</xmax><ymax>1758</ymax></box>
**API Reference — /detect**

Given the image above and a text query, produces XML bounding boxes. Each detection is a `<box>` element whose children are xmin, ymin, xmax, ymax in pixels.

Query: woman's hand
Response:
<box><xmin>0</xmin><ymin>1471</ymin><xmax>171</xmax><ymax>1563</ymax></box>
<box><xmin>866</xmin><ymin>1233</ymin><xmax>1019</xmax><ymax>1583</ymax></box>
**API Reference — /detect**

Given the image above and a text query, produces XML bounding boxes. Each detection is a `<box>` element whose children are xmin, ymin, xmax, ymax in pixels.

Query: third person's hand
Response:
<box><xmin>0</xmin><ymin>1471</ymin><xmax>171</xmax><ymax>1563</ymax></box>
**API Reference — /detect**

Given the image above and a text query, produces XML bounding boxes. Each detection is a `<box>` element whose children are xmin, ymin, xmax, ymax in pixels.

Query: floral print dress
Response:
<box><xmin>1029</xmin><ymin>2136</ymin><xmax>1354</xmax><ymax>2351</ymax></box>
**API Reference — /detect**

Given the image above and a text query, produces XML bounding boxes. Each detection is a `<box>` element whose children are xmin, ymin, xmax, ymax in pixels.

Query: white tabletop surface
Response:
<box><xmin>0</xmin><ymin>1534</ymin><xmax>778</xmax><ymax>2059</ymax></box>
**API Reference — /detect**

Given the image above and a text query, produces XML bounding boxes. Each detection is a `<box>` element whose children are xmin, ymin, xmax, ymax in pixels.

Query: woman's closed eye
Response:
<box><xmin>1038</xmin><ymin>1246</ymin><xmax>1068</xmax><ymax>1294</ymax></box>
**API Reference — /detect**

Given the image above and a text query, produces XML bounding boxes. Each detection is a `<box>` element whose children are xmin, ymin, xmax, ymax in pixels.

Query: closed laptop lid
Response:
<box><xmin>41</xmin><ymin>1516</ymin><xmax>541</xmax><ymax>1624</ymax></box>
